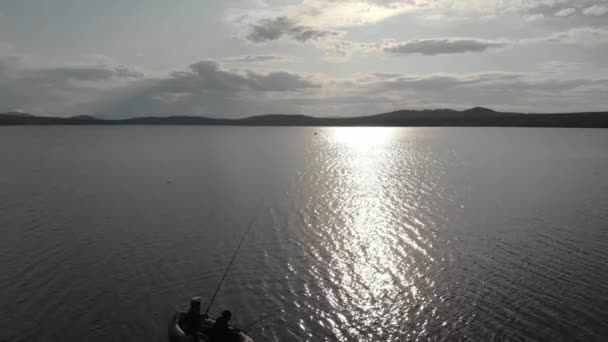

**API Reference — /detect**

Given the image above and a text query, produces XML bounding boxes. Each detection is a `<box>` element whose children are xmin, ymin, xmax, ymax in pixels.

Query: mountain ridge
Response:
<box><xmin>1</xmin><ymin>107</ymin><xmax>608</xmax><ymax>128</ymax></box>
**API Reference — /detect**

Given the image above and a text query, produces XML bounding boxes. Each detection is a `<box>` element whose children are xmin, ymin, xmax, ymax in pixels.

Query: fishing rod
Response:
<box><xmin>204</xmin><ymin>216</ymin><xmax>257</xmax><ymax>316</ymax></box>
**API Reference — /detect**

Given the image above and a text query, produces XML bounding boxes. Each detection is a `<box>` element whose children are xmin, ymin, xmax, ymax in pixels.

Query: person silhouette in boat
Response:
<box><xmin>212</xmin><ymin>310</ymin><xmax>237</xmax><ymax>342</ymax></box>
<box><xmin>213</xmin><ymin>310</ymin><xmax>232</xmax><ymax>336</ymax></box>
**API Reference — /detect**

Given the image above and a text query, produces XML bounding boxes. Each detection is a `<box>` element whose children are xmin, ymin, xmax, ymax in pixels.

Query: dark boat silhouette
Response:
<box><xmin>169</xmin><ymin>298</ymin><xmax>253</xmax><ymax>342</ymax></box>
<box><xmin>170</xmin><ymin>220</ymin><xmax>257</xmax><ymax>341</ymax></box>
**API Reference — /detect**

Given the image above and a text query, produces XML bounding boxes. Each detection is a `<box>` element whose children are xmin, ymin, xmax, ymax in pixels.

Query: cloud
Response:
<box><xmin>313</xmin><ymin>39</ymin><xmax>379</xmax><ymax>61</ymax></box>
<box><xmin>216</xmin><ymin>55</ymin><xmax>285</xmax><ymax>63</ymax></box>
<box><xmin>246</xmin><ymin>17</ymin><xmax>292</xmax><ymax>42</ymax></box>
<box><xmin>3</xmin><ymin>2</ymin><xmax>608</xmax><ymax>117</ymax></box>
<box><xmin>542</xmin><ymin>26</ymin><xmax>608</xmax><ymax>46</ymax></box>
<box><xmin>339</xmin><ymin>70</ymin><xmax>608</xmax><ymax>113</ymax></box>
<box><xmin>245</xmin><ymin>16</ymin><xmax>339</xmax><ymax>43</ymax></box>
<box><xmin>0</xmin><ymin>55</ymin><xmax>20</xmax><ymax>74</ymax></box>
<box><xmin>0</xmin><ymin>42</ymin><xmax>13</xmax><ymax>53</ymax></box>
<box><xmin>290</xmin><ymin>26</ymin><xmax>339</xmax><ymax>42</ymax></box>
<box><xmin>7</xmin><ymin>59</ymin><xmax>607</xmax><ymax>117</ymax></box>
<box><xmin>0</xmin><ymin>43</ymin><xmax>20</xmax><ymax>75</ymax></box>
<box><xmin>582</xmin><ymin>5</ymin><xmax>608</xmax><ymax>15</ymax></box>
<box><xmin>164</xmin><ymin>60</ymin><xmax>318</xmax><ymax>93</ymax></box>
<box><xmin>281</xmin><ymin>70</ymin><xmax>608</xmax><ymax>114</ymax></box>
<box><xmin>458</xmin><ymin>0</ymin><xmax>607</xmax><ymax>16</ymax></box>
<box><xmin>241</xmin><ymin>14</ymin><xmax>381</xmax><ymax>61</ymax></box>
<box><xmin>1</xmin><ymin>45</ymin><xmax>606</xmax><ymax>117</ymax></box>
<box><xmin>359</xmin><ymin>72</ymin><xmax>526</xmax><ymax>93</ymax></box>
<box><xmin>234</xmin><ymin>0</ymin><xmax>608</xmax><ymax>33</ymax></box>
<box><xmin>0</xmin><ymin>55</ymin><xmax>315</xmax><ymax>116</ymax></box>
<box><xmin>554</xmin><ymin>8</ymin><xmax>577</xmax><ymax>16</ymax></box>
<box><xmin>236</xmin><ymin>0</ymin><xmax>422</xmax><ymax>31</ymax></box>
<box><xmin>21</xmin><ymin>66</ymin><xmax>143</xmax><ymax>84</ymax></box>
<box><xmin>245</xmin><ymin>71</ymin><xmax>318</xmax><ymax>91</ymax></box>
<box><xmin>71</xmin><ymin>61</ymin><xmax>320</xmax><ymax>117</ymax></box>
<box><xmin>383</xmin><ymin>38</ymin><xmax>508</xmax><ymax>55</ymax></box>
<box><xmin>0</xmin><ymin>50</ymin><xmax>147</xmax><ymax>114</ymax></box>
<box><xmin>235</xmin><ymin>1</ymin><xmax>608</xmax><ymax>61</ymax></box>
<box><xmin>524</xmin><ymin>13</ymin><xmax>546</xmax><ymax>21</ymax></box>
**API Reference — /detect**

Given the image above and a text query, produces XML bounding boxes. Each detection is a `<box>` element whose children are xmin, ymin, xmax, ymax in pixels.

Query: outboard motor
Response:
<box><xmin>189</xmin><ymin>297</ymin><xmax>201</xmax><ymax>317</ymax></box>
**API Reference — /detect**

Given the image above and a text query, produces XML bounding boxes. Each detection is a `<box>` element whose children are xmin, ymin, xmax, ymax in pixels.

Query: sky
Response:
<box><xmin>1</xmin><ymin>0</ymin><xmax>607</xmax><ymax>118</ymax></box>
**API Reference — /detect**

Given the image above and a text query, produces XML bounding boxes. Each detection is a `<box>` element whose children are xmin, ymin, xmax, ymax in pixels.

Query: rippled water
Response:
<box><xmin>1</xmin><ymin>126</ymin><xmax>608</xmax><ymax>341</ymax></box>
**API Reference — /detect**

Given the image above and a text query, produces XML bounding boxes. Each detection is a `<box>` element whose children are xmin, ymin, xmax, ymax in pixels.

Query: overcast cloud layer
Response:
<box><xmin>0</xmin><ymin>0</ymin><xmax>607</xmax><ymax>117</ymax></box>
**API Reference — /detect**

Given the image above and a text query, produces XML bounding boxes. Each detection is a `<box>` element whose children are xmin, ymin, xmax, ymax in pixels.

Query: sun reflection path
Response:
<box><xmin>306</xmin><ymin>127</ymin><xmax>448</xmax><ymax>341</ymax></box>
<box><xmin>329</xmin><ymin>127</ymin><xmax>397</xmax><ymax>151</ymax></box>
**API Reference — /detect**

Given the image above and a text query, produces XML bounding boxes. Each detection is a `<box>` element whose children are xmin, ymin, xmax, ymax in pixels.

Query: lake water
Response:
<box><xmin>1</xmin><ymin>126</ymin><xmax>608</xmax><ymax>342</ymax></box>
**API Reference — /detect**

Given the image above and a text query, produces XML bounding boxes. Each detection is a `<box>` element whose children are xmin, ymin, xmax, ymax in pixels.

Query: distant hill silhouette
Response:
<box><xmin>1</xmin><ymin>107</ymin><xmax>608</xmax><ymax>128</ymax></box>
<box><xmin>3</xmin><ymin>111</ymin><xmax>33</xmax><ymax>117</ymax></box>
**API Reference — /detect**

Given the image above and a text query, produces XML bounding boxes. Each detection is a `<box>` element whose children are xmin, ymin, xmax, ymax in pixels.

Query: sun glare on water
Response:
<box><xmin>328</xmin><ymin>127</ymin><xmax>397</xmax><ymax>150</ymax></box>
<box><xmin>306</xmin><ymin>127</ymin><xmax>438</xmax><ymax>339</ymax></box>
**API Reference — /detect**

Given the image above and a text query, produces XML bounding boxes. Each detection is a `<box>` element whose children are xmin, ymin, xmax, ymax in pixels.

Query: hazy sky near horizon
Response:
<box><xmin>1</xmin><ymin>0</ymin><xmax>607</xmax><ymax>117</ymax></box>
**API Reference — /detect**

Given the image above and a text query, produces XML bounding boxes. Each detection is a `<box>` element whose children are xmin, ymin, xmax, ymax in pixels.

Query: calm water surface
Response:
<box><xmin>1</xmin><ymin>126</ymin><xmax>607</xmax><ymax>341</ymax></box>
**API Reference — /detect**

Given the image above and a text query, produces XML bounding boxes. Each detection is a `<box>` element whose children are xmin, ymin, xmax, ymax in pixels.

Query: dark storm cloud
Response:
<box><xmin>245</xmin><ymin>16</ymin><xmax>339</xmax><ymax>43</ymax></box>
<box><xmin>383</xmin><ymin>38</ymin><xmax>508</xmax><ymax>55</ymax></box>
